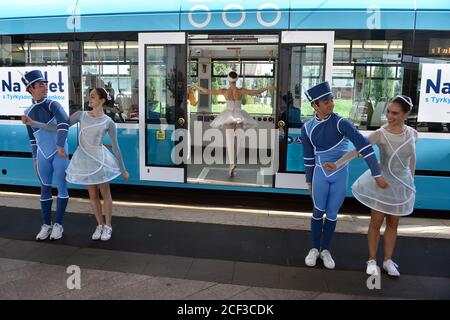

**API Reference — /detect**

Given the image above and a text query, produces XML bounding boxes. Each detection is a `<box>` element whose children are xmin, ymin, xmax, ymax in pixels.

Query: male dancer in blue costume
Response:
<box><xmin>301</xmin><ymin>81</ymin><xmax>388</xmax><ymax>269</ymax></box>
<box><xmin>22</xmin><ymin>70</ymin><xmax>70</xmax><ymax>240</ymax></box>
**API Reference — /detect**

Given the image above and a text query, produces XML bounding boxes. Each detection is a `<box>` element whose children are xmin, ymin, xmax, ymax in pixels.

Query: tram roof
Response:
<box><xmin>0</xmin><ymin>0</ymin><xmax>449</xmax><ymax>35</ymax></box>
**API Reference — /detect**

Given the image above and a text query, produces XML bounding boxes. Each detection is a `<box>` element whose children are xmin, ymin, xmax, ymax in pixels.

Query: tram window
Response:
<box><xmin>211</xmin><ymin>61</ymin><xmax>274</xmax><ymax>115</ymax></box>
<box><xmin>344</xmin><ymin>65</ymin><xmax>403</xmax><ymax>129</ymax></box>
<box><xmin>334</xmin><ymin>40</ymin><xmax>351</xmax><ymax>64</ymax></box>
<box><xmin>332</xmin><ymin>85</ymin><xmax>354</xmax><ymax>119</ymax></box>
<box><xmin>332</xmin><ymin>66</ymin><xmax>354</xmax><ymax>119</ymax></box>
<box><xmin>125</xmin><ymin>41</ymin><xmax>138</xmax><ymax>63</ymax></box>
<box><xmin>0</xmin><ymin>41</ymin><xmax>68</xmax><ymax>66</ymax></box>
<box><xmin>83</xmin><ymin>41</ymin><xmax>125</xmax><ymax>63</ymax></box>
<box><xmin>351</xmin><ymin>40</ymin><xmax>402</xmax><ymax>64</ymax></box>
<box><xmin>212</xmin><ymin>62</ymin><xmax>241</xmax><ymax>77</ymax></box>
<box><xmin>302</xmin><ymin>65</ymin><xmax>322</xmax><ymax>78</ymax></box>
<box><xmin>287</xmin><ymin>45</ymin><xmax>326</xmax><ymax>120</ymax></box>
<box><xmin>242</xmin><ymin>62</ymin><xmax>274</xmax><ymax>77</ymax></box>
<box><xmin>0</xmin><ymin>43</ymin><xmax>26</xmax><ymax>66</ymax></box>
<box><xmin>188</xmin><ymin>62</ymin><xmax>199</xmax><ymax>112</ymax></box>
<box><xmin>29</xmin><ymin>42</ymin><xmax>68</xmax><ymax>64</ymax></box>
<box><xmin>331</xmin><ymin>38</ymin><xmax>404</xmax><ymax>129</ymax></box>
<box><xmin>82</xmin><ymin>41</ymin><xmax>138</xmax><ymax>123</ymax></box>
<box><xmin>190</xmin><ymin>62</ymin><xmax>198</xmax><ymax>77</ymax></box>
<box><xmin>145</xmin><ymin>45</ymin><xmax>180</xmax><ymax>126</ymax></box>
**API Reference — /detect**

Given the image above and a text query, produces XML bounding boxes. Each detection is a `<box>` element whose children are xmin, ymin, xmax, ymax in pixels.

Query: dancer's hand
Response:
<box><xmin>21</xmin><ymin>115</ymin><xmax>33</xmax><ymax>126</ymax></box>
<box><xmin>56</xmin><ymin>146</ymin><xmax>68</xmax><ymax>158</ymax></box>
<box><xmin>374</xmin><ymin>176</ymin><xmax>389</xmax><ymax>189</ymax></box>
<box><xmin>323</xmin><ymin>162</ymin><xmax>337</xmax><ymax>171</ymax></box>
<box><xmin>307</xmin><ymin>183</ymin><xmax>312</xmax><ymax>194</ymax></box>
<box><xmin>122</xmin><ymin>171</ymin><xmax>129</xmax><ymax>181</ymax></box>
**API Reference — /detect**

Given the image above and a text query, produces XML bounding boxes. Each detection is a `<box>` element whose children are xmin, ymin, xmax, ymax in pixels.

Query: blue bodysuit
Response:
<box><xmin>301</xmin><ymin>113</ymin><xmax>381</xmax><ymax>251</ymax></box>
<box><xmin>25</xmin><ymin>98</ymin><xmax>70</xmax><ymax>226</ymax></box>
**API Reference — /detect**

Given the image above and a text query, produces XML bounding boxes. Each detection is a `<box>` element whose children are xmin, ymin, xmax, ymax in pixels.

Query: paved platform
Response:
<box><xmin>0</xmin><ymin>190</ymin><xmax>449</xmax><ymax>300</ymax></box>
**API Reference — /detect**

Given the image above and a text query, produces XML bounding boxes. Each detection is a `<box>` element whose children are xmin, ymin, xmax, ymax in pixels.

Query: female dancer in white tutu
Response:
<box><xmin>324</xmin><ymin>95</ymin><xmax>417</xmax><ymax>277</ymax></box>
<box><xmin>193</xmin><ymin>71</ymin><xmax>274</xmax><ymax>177</ymax></box>
<box><xmin>23</xmin><ymin>88</ymin><xmax>129</xmax><ymax>241</ymax></box>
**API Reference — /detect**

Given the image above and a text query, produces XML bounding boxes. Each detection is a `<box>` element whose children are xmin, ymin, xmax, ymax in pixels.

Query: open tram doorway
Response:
<box><xmin>186</xmin><ymin>34</ymin><xmax>279</xmax><ymax>187</ymax></box>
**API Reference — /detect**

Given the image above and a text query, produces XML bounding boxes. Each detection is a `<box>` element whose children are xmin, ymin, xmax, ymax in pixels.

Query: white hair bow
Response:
<box><xmin>227</xmin><ymin>75</ymin><xmax>238</xmax><ymax>83</ymax></box>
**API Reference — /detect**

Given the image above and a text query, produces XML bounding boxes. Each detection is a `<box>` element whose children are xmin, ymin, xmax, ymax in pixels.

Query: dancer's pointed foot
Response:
<box><xmin>229</xmin><ymin>164</ymin><xmax>236</xmax><ymax>177</ymax></box>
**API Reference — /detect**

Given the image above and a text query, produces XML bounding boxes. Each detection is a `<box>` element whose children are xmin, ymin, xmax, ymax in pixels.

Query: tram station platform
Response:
<box><xmin>0</xmin><ymin>188</ymin><xmax>449</xmax><ymax>300</ymax></box>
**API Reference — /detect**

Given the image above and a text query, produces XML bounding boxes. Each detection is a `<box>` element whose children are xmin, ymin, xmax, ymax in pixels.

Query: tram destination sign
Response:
<box><xmin>418</xmin><ymin>63</ymin><xmax>450</xmax><ymax>123</ymax></box>
<box><xmin>0</xmin><ymin>66</ymin><xmax>69</xmax><ymax>116</ymax></box>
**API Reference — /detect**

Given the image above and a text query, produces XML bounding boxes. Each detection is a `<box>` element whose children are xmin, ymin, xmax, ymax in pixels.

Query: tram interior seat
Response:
<box><xmin>349</xmin><ymin>100</ymin><xmax>373</xmax><ymax>128</ymax></box>
<box><xmin>369</xmin><ymin>99</ymin><xmax>389</xmax><ymax>129</ymax></box>
<box><xmin>426</xmin><ymin>122</ymin><xmax>445</xmax><ymax>132</ymax></box>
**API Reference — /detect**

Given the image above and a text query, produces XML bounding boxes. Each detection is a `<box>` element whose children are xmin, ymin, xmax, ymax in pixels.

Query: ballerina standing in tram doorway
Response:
<box><xmin>193</xmin><ymin>71</ymin><xmax>274</xmax><ymax>177</ymax></box>
<box><xmin>22</xmin><ymin>88</ymin><xmax>129</xmax><ymax>241</ymax></box>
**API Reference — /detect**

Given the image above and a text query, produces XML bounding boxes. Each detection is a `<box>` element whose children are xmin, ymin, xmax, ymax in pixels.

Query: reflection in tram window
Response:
<box><xmin>332</xmin><ymin>66</ymin><xmax>354</xmax><ymax>119</ymax></box>
<box><xmin>280</xmin><ymin>92</ymin><xmax>302</xmax><ymax>129</ymax></box>
<box><xmin>146</xmin><ymin>46</ymin><xmax>178</xmax><ymax>125</ymax></box>
<box><xmin>288</xmin><ymin>45</ymin><xmax>325</xmax><ymax>122</ymax></box>
<box><xmin>346</xmin><ymin>65</ymin><xmax>403</xmax><ymax>129</ymax></box>
<box><xmin>145</xmin><ymin>45</ymin><xmax>180</xmax><ymax>166</ymax></box>
<box><xmin>331</xmin><ymin>40</ymin><xmax>404</xmax><ymax>129</ymax></box>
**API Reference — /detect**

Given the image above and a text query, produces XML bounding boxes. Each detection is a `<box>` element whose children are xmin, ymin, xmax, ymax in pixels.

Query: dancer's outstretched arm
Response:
<box><xmin>324</xmin><ymin>131</ymin><xmax>382</xmax><ymax>171</ymax></box>
<box><xmin>240</xmin><ymin>86</ymin><xmax>274</xmax><ymax>95</ymax></box>
<box><xmin>192</xmin><ymin>83</ymin><xmax>225</xmax><ymax>95</ymax></box>
<box><xmin>22</xmin><ymin>111</ymin><xmax>82</xmax><ymax>131</ymax></box>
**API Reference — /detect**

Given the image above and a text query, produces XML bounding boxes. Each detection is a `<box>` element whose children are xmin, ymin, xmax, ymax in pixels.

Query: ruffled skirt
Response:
<box><xmin>352</xmin><ymin>169</ymin><xmax>415</xmax><ymax>216</ymax></box>
<box><xmin>210</xmin><ymin>107</ymin><xmax>258</xmax><ymax>128</ymax></box>
<box><xmin>66</xmin><ymin>145</ymin><xmax>121</xmax><ymax>185</ymax></box>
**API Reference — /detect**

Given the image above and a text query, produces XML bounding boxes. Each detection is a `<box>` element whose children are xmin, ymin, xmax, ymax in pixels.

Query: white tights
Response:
<box><xmin>224</xmin><ymin>123</ymin><xmax>244</xmax><ymax>165</ymax></box>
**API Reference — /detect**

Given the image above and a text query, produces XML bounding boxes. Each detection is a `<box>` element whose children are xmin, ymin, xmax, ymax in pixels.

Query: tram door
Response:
<box><xmin>275</xmin><ymin>31</ymin><xmax>334</xmax><ymax>189</ymax></box>
<box><xmin>138</xmin><ymin>32</ymin><xmax>187</xmax><ymax>182</ymax></box>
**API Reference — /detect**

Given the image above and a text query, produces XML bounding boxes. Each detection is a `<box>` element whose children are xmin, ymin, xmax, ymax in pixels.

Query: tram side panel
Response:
<box><xmin>0</xmin><ymin>124</ymin><xmax>143</xmax><ymax>189</ymax></box>
<box><xmin>1</xmin><ymin>124</ymin><xmax>450</xmax><ymax>211</ymax></box>
<box><xmin>0</xmin><ymin>124</ymin><xmax>77</xmax><ymax>188</ymax></box>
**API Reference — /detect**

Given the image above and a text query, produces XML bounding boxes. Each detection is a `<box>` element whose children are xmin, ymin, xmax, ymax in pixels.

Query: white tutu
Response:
<box><xmin>66</xmin><ymin>112</ymin><xmax>122</xmax><ymax>185</ymax></box>
<box><xmin>352</xmin><ymin>126</ymin><xmax>417</xmax><ymax>216</ymax></box>
<box><xmin>210</xmin><ymin>100</ymin><xmax>258</xmax><ymax>128</ymax></box>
